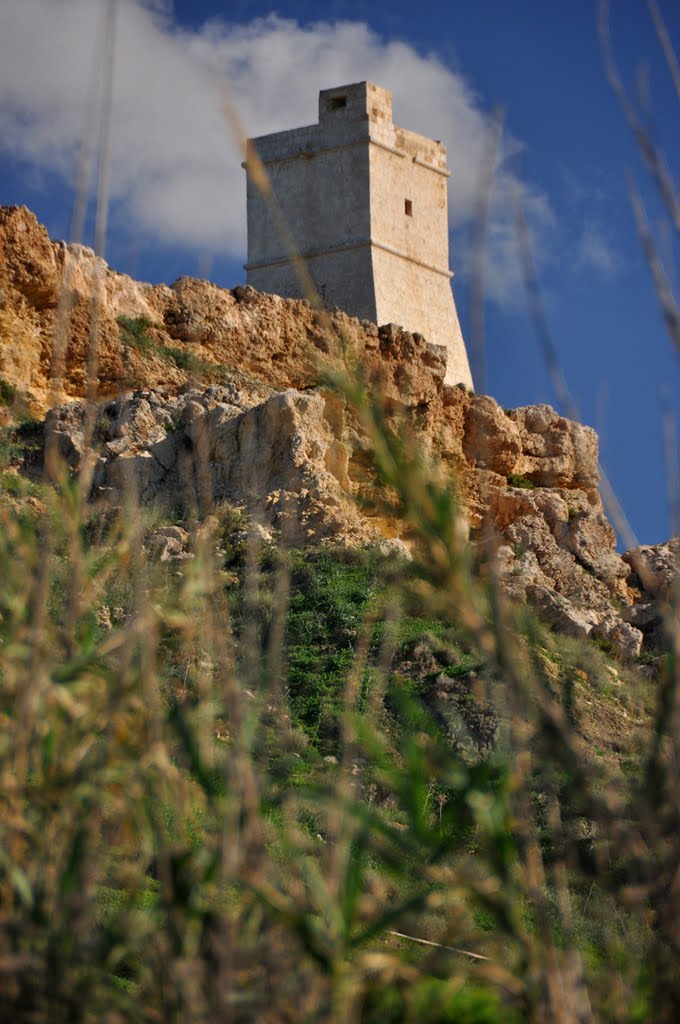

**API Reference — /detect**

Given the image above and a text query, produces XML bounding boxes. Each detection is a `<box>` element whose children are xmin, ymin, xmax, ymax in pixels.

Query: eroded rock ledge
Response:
<box><xmin>44</xmin><ymin>380</ymin><xmax>656</xmax><ymax>659</ymax></box>
<box><xmin>2</xmin><ymin>204</ymin><xmax>677</xmax><ymax>659</ymax></box>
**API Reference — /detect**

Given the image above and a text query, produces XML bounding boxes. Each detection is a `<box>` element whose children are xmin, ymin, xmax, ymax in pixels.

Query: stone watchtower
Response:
<box><xmin>244</xmin><ymin>82</ymin><xmax>473</xmax><ymax>389</ymax></box>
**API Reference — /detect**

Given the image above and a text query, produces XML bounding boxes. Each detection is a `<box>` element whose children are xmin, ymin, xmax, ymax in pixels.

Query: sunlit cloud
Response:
<box><xmin>1</xmin><ymin>0</ymin><xmax>557</xmax><ymax>303</ymax></box>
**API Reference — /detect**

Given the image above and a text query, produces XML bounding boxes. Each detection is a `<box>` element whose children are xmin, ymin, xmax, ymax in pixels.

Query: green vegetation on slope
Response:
<box><xmin>0</xmin><ymin>385</ymin><xmax>675</xmax><ymax>1024</ymax></box>
<box><xmin>117</xmin><ymin>314</ymin><xmax>235</xmax><ymax>382</ymax></box>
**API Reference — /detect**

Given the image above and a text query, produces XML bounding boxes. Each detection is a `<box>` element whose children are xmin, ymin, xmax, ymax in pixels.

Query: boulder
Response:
<box><xmin>148</xmin><ymin>526</ymin><xmax>193</xmax><ymax>563</ymax></box>
<box><xmin>508</xmin><ymin>404</ymin><xmax>599</xmax><ymax>489</ymax></box>
<box><xmin>624</xmin><ymin>537</ymin><xmax>680</xmax><ymax>599</ymax></box>
<box><xmin>463</xmin><ymin>395</ymin><xmax>521</xmax><ymax>475</ymax></box>
<box><xmin>44</xmin><ymin>400</ymin><xmax>88</xmax><ymax>469</ymax></box>
<box><xmin>592</xmin><ymin>615</ymin><xmax>643</xmax><ymax>662</ymax></box>
<box><xmin>0</xmin><ymin>206</ymin><xmax>59</xmax><ymax>309</ymax></box>
<box><xmin>525</xmin><ymin>584</ymin><xmax>599</xmax><ymax>639</ymax></box>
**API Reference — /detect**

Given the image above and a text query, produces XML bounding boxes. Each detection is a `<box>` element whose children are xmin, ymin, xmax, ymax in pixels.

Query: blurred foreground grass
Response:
<box><xmin>0</xmin><ymin>375</ymin><xmax>676</xmax><ymax>1024</ymax></box>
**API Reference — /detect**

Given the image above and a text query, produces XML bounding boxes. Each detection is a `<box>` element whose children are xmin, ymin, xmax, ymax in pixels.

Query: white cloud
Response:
<box><xmin>576</xmin><ymin>222</ymin><xmax>621</xmax><ymax>278</ymax></box>
<box><xmin>0</xmin><ymin>0</ymin><xmax>554</xmax><ymax>303</ymax></box>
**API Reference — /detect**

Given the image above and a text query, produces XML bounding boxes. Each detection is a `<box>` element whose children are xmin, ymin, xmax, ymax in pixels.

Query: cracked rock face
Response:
<box><xmin>46</xmin><ymin>386</ymin><xmax>372</xmax><ymax>547</ymax></box>
<box><xmin>620</xmin><ymin>538</ymin><xmax>680</xmax><ymax>648</ymax></box>
<box><xmin>2</xmin><ymin>204</ymin><xmax>672</xmax><ymax>658</ymax></box>
<box><xmin>624</xmin><ymin>537</ymin><xmax>680</xmax><ymax>599</ymax></box>
<box><xmin>508</xmin><ymin>405</ymin><xmax>599</xmax><ymax>489</ymax></box>
<box><xmin>488</xmin><ymin>487</ymin><xmax>643</xmax><ymax>658</ymax></box>
<box><xmin>44</xmin><ymin>379</ymin><xmax>649</xmax><ymax>657</ymax></box>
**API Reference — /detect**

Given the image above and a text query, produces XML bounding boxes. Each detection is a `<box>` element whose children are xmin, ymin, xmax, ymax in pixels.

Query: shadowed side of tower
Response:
<box><xmin>244</xmin><ymin>82</ymin><xmax>473</xmax><ymax>390</ymax></box>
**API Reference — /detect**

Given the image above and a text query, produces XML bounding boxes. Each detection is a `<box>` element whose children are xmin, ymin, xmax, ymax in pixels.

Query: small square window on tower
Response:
<box><xmin>330</xmin><ymin>96</ymin><xmax>347</xmax><ymax>110</ymax></box>
<box><xmin>405</xmin><ymin>199</ymin><xmax>413</xmax><ymax>216</ymax></box>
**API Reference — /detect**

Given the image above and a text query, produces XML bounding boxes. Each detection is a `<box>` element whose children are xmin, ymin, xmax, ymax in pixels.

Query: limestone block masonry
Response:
<box><xmin>243</xmin><ymin>82</ymin><xmax>473</xmax><ymax>389</ymax></box>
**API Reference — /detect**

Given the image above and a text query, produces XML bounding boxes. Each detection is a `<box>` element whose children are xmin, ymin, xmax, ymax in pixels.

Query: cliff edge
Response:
<box><xmin>0</xmin><ymin>205</ymin><xmax>676</xmax><ymax>659</ymax></box>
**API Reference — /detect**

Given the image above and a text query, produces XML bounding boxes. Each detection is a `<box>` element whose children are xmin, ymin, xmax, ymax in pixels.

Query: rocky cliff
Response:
<box><xmin>0</xmin><ymin>205</ymin><xmax>676</xmax><ymax>658</ymax></box>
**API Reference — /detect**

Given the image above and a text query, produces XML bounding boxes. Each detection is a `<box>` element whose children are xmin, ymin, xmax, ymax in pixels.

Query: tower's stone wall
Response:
<box><xmin>244</xmin><ymin>81</ymin><xmax>473</xmax><ymax>388</ymax></box>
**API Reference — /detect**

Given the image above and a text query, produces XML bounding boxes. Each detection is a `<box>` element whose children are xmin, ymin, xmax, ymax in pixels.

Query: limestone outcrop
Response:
<box><xmin>46</xmin><ymin>385</ymin><xmax>369</xmax><ymax>546</ymax></box>
<box><xmin>42</xmin><ymin>382</ymin><xmax>646</xmax><ymax>655</ymax></box>
<box><xmin>1</xmin><ymin>204</ymin><xmax>673</xmax><ymax>659</ymax></box>
<box><xmin>0</xmin><ymin>206</ymin><xmax>448</xmax><ymax>416</ymax></box>
<box><xmin>620</xmin><ymin>537</ymin><xmax>680</xmax><ymax>648</ymax></box>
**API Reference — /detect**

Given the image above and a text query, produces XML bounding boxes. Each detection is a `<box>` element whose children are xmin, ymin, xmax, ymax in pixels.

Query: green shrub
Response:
<box><xmin>116</xmin><ymin>314</ymin><xmax>156</xmax><ymax>352</ymax></box>
<box><xmin>282</xmin><ymin>548</ymin><xmax>384</xmax><ymax>745</ymax></box>
<box><xmin>157</xmin><ymin>344</ymin><xmax>215</xmax><ymax>376</ymax></box>
<box><xmin>0</xmin><ymin>378</ymin><xmax>16</xmax><ymax>407</ymax></box>
<box><xmin>506</xmin><ymin>473</ymin><xmax>537</xmax><ymax>489</ymax></box>
<box><xmin>116</xmin><ymin>316</ymin><xmax>219</xmax><ymax>379</ymax></box>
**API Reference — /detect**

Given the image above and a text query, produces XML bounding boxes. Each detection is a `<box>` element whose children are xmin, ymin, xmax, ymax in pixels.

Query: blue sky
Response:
<box><xmin>1</xmin><ymin>0</ymin><xmax>679</xmax><ymax>546</ymax></box>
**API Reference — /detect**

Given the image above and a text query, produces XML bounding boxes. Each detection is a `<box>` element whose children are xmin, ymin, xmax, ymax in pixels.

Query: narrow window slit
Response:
<box><xmin>405</xmin><ymin>199</ymin><xmax>413</xmax><ymax>216</ymax></box>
